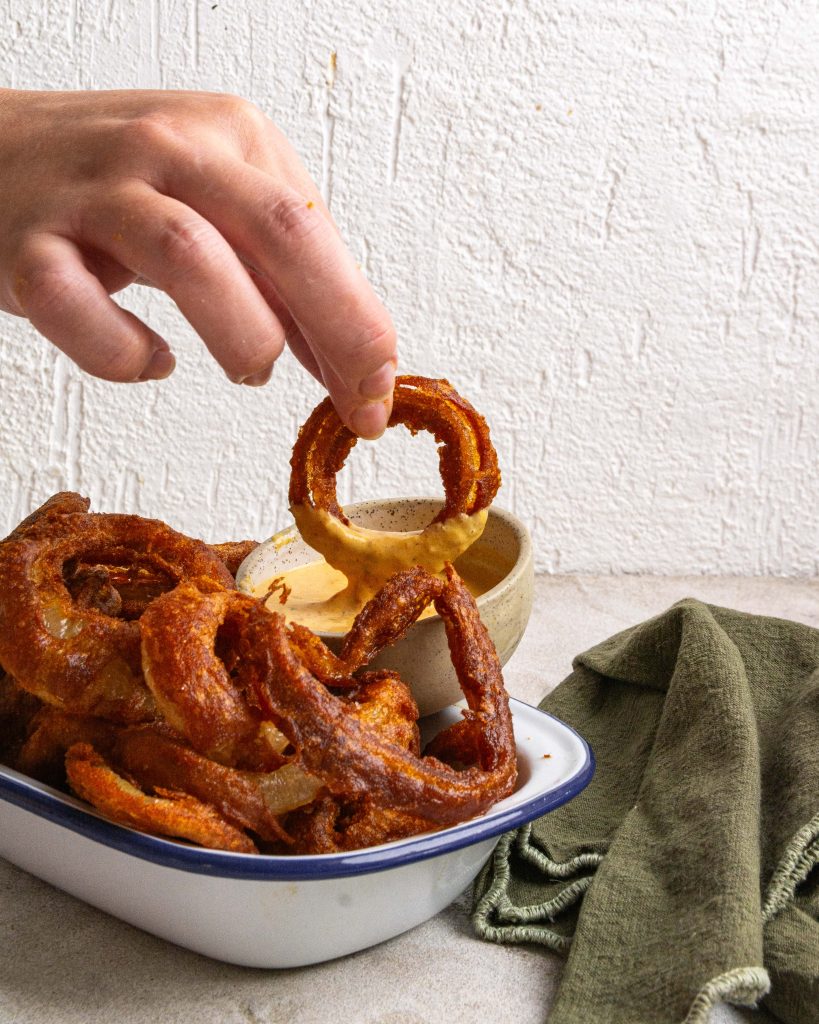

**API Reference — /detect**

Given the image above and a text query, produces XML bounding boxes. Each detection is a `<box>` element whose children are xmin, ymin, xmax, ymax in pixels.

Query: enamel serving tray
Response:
<box><xmin>0</xmin><ymin>699</ymin><xmax>593</xmax><ymax>967</ymax></box>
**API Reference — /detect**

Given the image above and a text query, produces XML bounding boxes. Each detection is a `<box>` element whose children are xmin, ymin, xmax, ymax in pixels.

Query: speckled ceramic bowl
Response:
<box><xmin>236</xmin><ymin>498</ymin><xmax>534</xmax><ymax>716</ymax></box>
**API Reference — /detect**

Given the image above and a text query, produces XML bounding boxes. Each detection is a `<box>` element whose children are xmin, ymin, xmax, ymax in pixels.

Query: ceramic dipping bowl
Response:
<box><xmin>235</xmin><ymin>497</ymin><xmax>534</xmax><ymax>716</ymax></box>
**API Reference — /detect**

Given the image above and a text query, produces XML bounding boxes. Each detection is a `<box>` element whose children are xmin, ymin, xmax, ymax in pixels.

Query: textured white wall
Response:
<box><xmin>1</xmin><ymin>0</ymin><xmax>817</xmax><ymax>574</ymax></box>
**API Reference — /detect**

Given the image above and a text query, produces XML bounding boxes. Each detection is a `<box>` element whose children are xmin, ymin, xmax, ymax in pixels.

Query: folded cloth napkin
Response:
<box><xmin>473</xmin><ymin>599</ymin><xmax>819</xmax><ymax>1024</ymax></box>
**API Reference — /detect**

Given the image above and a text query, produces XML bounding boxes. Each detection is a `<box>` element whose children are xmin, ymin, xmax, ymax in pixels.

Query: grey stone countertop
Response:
<box><xmin>1</xmin><ymin>576</ymin><xmax>815</xmax><ymax>1024</ymax></box>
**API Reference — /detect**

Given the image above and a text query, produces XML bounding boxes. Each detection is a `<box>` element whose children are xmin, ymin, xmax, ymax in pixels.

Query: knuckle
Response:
<box><xmin>219</xmin><ymin>92</ymin><xmax>265</xmax><ymax>126</ymax></box>
<box><xmin>207</xmin><ymin>92</ymin><xmax>271</xmax><ymax>150</ymax></box>
<box><xmin>350</xmin><ymin>315</ymin><xmax>397</xmax><ymax>364</ymax></box>
<box><xmin>263</xmin><ymin>189</ymin><xmax>324</xmax><ymax>247</ymax></box>
<box><xmin>17</xmin><ymin>257</ymin><xmax>77</xmax><ymax>320</ymax></box>
<box><xmin>122</xmin><ymin>113</ymin><xmax>185</xmax><ymax>155</ymax></box>
<box><xmin>155</xmin><ymin>215</ymin><xmax>216</xmax><ymax>278</ymax></box>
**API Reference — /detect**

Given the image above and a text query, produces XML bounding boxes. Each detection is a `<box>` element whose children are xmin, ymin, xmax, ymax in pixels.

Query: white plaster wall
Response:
<box><xmin>0</xmin><ymin>0</ymin><xmax>817</xmax><ymax>574</ymax></box>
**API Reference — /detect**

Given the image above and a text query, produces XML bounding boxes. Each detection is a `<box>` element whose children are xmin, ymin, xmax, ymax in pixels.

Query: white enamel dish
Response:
<box><xmin>0</xmin><ymin>699</ymin><xmax>593</xmax><ymax>968</ymax></box>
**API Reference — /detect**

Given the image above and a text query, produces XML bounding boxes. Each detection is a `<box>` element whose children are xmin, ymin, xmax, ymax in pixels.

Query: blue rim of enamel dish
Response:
<box><xmin>0</xmin><ymin>699</ymin><xmax>594</xmax><ymax>881</ymax></box>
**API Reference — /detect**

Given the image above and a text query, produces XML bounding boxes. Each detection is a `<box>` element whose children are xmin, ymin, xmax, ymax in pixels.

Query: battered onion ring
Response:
<box><xmin>15</xmin><ymin>706</ymin><xmax>119</xmax><ymax>785</ymax></box>
<box><xmin>0</xmin><ymin>510</ymin><xmax>235</xmax><ymax>721</ymax></box>
<box><xmin>254</xmin><ymin>565</ymin><xmax>517</xmax><ymax>826</ymax></box>
<box><xmin>285</xmin><ymin>566</ymin><xmax>446</xmax><ymax>685</ymax></box>
<box><xmin>113</xmin><ymin>726</ymin><xmax>321</xmax><ymax>844</ymax></box>
<box><xmin>140</xmin><ymin>584</ymin><xmax>424</xmax><ymax>769</ymax></box>
<box><xmin>140</xmin><ymin>583</ymin><xmax>277</xmax><ymax>767</ymax></box>
<box><xmin>3</xmin><ymin>492</ymin><xmax>90</xmax><ymax>542</ymax></box>
<box><xmin>209</xmin><ymin>539</ymin><xmax>258</xmax><ymax>577</ymax></box>
<box><xmin>65</xmin><ymin>742</ymin><xmax>258</xmax><ymax>853</ymax></box>
<box><xmin>0</xmin><ymin>672</ymin><xmax>43</xmax><ymax>768</ymax></box>
<box><xmin>285</xmin><ymin>794</ymin><xmax>433</xmax><ymax>853</ymax></box>
<box><xmin>289</xmin><ymin>375</ymin><xmax>500</xmax><ymax>523</ymax></box>
<box><xmin>13</xmin><ymin>707</ymin><xmax>320</xmax><ymax>847</ymax></box>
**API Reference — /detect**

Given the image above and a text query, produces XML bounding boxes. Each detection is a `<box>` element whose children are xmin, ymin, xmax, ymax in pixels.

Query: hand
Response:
<box><xmin>0</xmin><ymin>89</ymin><xmax>396</xmax><ymax>438</ymax></box>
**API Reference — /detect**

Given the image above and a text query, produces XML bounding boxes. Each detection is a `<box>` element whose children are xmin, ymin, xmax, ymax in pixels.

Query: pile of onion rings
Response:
<box><xmin>0</xmin><ymin>489</ymin><xmax>516</xmax><ymax>854</ymax></box>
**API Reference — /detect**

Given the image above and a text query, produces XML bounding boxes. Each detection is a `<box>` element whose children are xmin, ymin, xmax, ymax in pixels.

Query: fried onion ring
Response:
<box><xmin>254</xmin><ymin>565</ymin><xmax>517</xmax><ymax>827</ymax></box>
<box><xmin>209</xmin><ymin>539</ymin><xmax>259</xmax><ymax>577</ymax></box>
<box><xmin>65</xmin><ymin>742</ymin><xmax>258</xmax><ymax>853</ymax></box>
<box><xmin>140</xmin><ymin>583</ymin><xmax>277</xmax><ymax>767</ymax></box>
<box><xmin>113</xmin><ymin>726</ymin><xmax>321</xmax><ymax>844</ymax></box>
<box><xmin>0</xmin><ymin>672</ymin><xmax>43</xmax><ymax>768</ymax></box>
<box><xmin>140</xmin><ymin>584</ymin><xmax>424</xmax><ymax>770</ymax></box>
<box><xmin>285</xmin><ymin>566</ymin><xmax>445</xmax><ymax>685</ymax></box>
<box><xmin>3</xmin><ymin>492</ymin><xmax>90</xmax><ymax>542</ymax></box>
<box><xmin>290</xmin><ymin>376</ymin><xmax>500</xmax><ymax>521</ymax></box>
<box><xmin>0</xmin><ymin>493</ymin><xmax>517</xmax><ymax>856</ymax></box>
<box><xmin>286</xmin><ymin>377</ymin><xmax>501</xmax><ymax>595</ymax></box>
<box><xmin>0</xmin><ymin>510</ymin><xmax>235</xmax><ymax>720</ymax></box>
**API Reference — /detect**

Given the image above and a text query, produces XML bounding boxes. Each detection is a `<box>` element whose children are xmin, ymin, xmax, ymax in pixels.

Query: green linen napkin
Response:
<box><xmin>473</xmin><ymin>599</ymin><xmax>819</xmax><ymax>1024</ymax></box>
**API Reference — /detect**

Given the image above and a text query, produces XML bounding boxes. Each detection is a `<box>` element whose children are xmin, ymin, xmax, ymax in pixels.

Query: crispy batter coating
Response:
<box><xmin>285</xmin><ymin>795</ymin><xmax>434</xmax><ymax>853</ymax></box>
<box><xmin>289</xmin><ymin>375</ymin><xmax>500</xmax><ymax>523</ymax></box>
<box><xmin>3</xmin><ymin>492</ymin><xmax>90</xmax><ymax>542</ymax></box>
<box><xmin>0</xmin><ymin>672</ymin><xmax>43</xmax><ymax>768</ymax></box>
<box><xmin>16</xmin><ymin>707</ymin><xmax>119</xmax><ymax>785</ymax></box>
<box><xmin>284</xmin><ymin>567</ymin><xmax>444</xmax><ymax>686</ymax></box>
<box><xmin>65</xmin><ymin>742</ymin><xmax>258</xmax><ymax>853</ymax></box>
<box><xmin>140</xmin><ymin>583</ymin><xmax>276</xmax><ymax>767</ymax></box>
<box><xmin>114</xmin><ymin>726</ymin><xmax>320</xmax><ymax>845</ymax></box>
<box><xmin>254</xmin><ymin>566</ymin><xmax>517</xmax><ymax>828</ymax></box>
<box><xmin>208</xmin><ymin>539</ymin><xmax>259</xmax><ymax>577</ymax></box>
<box><xmin>0</xmin><ymin>499</ymin><xmax>235</xmax><ymax>721</ymax></box>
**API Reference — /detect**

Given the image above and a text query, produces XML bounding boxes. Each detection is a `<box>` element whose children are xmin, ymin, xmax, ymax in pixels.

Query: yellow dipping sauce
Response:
<box><xmin>255</xmin><ymin>512</ymin><xmax>511</xmax><ymax>638</ymax></box>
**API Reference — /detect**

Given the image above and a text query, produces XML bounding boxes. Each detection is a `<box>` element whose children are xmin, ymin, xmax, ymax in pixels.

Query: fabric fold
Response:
<box><xmin>473</xmin><ymin>599</ymin><xmax>819</xmax><ymax>1024</ymax></box>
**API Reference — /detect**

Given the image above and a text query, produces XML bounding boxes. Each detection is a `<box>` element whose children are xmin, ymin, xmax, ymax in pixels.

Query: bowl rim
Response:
<box><xmin>235</xmin><ymin>496</ymin><xmax>534</xmax><ymax>638</ymax></box>
<box><xmin>0</xmin><ymin>699</ymin><xmax>593</xmax><ymax>881</ymax></box>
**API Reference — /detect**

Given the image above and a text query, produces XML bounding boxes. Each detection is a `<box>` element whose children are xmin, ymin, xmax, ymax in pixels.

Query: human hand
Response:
<box><xmin>0</xmin><ymin>88</ymin><xmax>396</xmax><ymax>438</ymax></box>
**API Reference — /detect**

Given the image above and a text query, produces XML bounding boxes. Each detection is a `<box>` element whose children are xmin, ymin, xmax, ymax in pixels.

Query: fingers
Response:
<box><xmin>12</xmin><ymin>233</ymin><xmax>175</xmax><ymax>382</ymax></box>
<box><xmin>245</xmin><ymin>266</ymin><xmax>322</xmax><ymax>382</ymax></box>
<box><xmin>81</xmin><ymin>184</ymin><xmax>286</xmax><ymax>385</ymax></box>
<box><xmin>166</xmin><ymin>157</ymin><xmax>398</xmax><ymax>437</ymax></box>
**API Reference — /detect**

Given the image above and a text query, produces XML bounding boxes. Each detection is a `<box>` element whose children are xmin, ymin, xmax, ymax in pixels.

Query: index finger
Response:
<box><xmin>166</xmin><ymin>157</ymin><xmax>397</xmax><ymax>438</ymax></box>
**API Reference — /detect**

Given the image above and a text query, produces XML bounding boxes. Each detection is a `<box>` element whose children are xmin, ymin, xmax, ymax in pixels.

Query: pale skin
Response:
<box><xmin>0</xmin><ymin>88</ymin><xmax>397</xmax><ymax>438</ymax></box>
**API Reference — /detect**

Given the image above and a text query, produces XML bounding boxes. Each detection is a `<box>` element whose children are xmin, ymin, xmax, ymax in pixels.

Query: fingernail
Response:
<box><xmin>350</xmin><ymin>399</ymin><xmax>389</xmax><ymax>440</ymax></box>
<box><xmin>138</xmin><ymin>349</ymin><xmax>176</xmax><ymax>382</ymax></box>
<box><xmin>358</xmin><ymin>359</ymin><xmax>396</xmax><ymax>401</ymax></box>
<box><xmin>242</xmin><ymin>364</ymin><xmax>274</xmax><ymax>387</ymax></box>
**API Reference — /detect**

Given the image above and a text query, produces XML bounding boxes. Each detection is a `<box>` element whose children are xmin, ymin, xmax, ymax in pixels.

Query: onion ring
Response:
<box><xmin>0</xmin><ymin>508</ymin><xmax>235</xmax><ymax>720</ymax></box>
<box><xmin>3</xmin><ymin>492</ymin><xmax>90</xmax><ymax>542</ymax></box>
<box><xmin>285</xmin><ymin>566</ymin><xmax>446</xmax><ymax>685</ymax></box>
<box><xmin>140</xmin><ymin>583</ymin><xmax>277</xmax><ymax>767</ymax></box>
<box><xmin>15</xmin><ymin>706</ymin><xmax>119</xmax><ymax>785</ymax></box>
<box><xmin>140</xmin><ymin>583</ymin><xmax>423</xmax><ymax>769</ymax></box>
<box><xmin>289</xmin><ymin>376</ymin><xmax>500</xmax><ymax>522</ymax></box>
<box><xmin>65</xmin><ymin>742</ymin><xmax>258</xmax><ymax>853</ymax></box>
<box><xmin>254</xmin><ymin>565</ymin><xmax>517</xmax><ymax>826</ymax></box>
<box><xmin>209</xmin><ymin>539</ymin><xmax>258</xmax><ymax>577</ymax></box>
<box><xmin>286</xmin><ymin>377</ymin><xmax>501</xmax><ymax>593</ymax></box>
<box><xmin>14</xmin><ymin>707</ymin><xmax>321</xmax><ymax>847</ymax></box>
<box><xmin>1</xmin><ymin>493</ymin><xmax>517</xmax><ymax>855</ymax></box>
<box><xmin>285</xmin><ymin>794</ymin><xmax>433</xmax><ymax>853</ymax></box>
<box><xmin>113</xmin><ymin>726</ymin><xmax>321</xmax><ymax>844</ymax></box>
<box><xmin>0</xmin><ymin>672</ymin><xmax>43</xmax><ymax>769</ymax></box>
